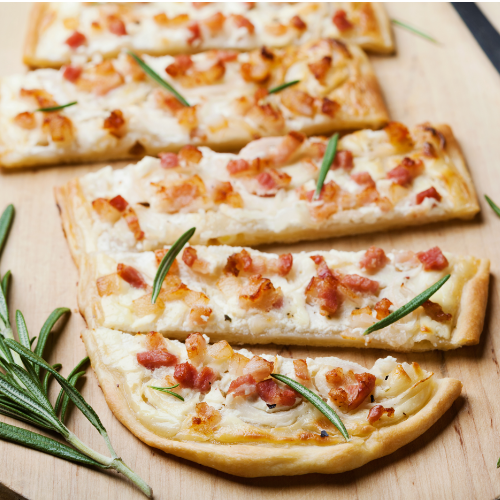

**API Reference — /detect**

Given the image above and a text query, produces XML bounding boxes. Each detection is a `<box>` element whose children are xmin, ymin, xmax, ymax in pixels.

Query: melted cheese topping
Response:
<box><xmin>34</xmin><ymin>3</ymin><xmax>392</xmax><ymax>65</ymax></box>
<box><xmin>84</xmin><ymin>245</ymin><xmax>480</xmax><ymax>350</ymax></box>
<box><xmin>90</xmin><ymin>327</ymin><xmax>437</xmax><ymax>444</ymax></box>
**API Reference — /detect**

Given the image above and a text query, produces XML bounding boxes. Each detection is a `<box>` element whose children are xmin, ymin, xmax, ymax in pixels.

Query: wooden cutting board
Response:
<box><xmin>1</xmin><ymin>3</ymin><xmax>500</xmax><ymax>499</ymax></box>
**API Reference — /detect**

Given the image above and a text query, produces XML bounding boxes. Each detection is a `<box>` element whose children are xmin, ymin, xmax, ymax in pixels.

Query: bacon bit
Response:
<box><xmin>309</xmin><ymin>141</ymin><xmax>326</xmax><ymax>160</ymax></box>
<box><xmin>416</xmin><ymin>186</ymin><xmax>441</xmax><ymax>205</ymax></box>
<box><xmin>153</xmin><ymin>89</ymin><xmax>186</xmax><ymax>114</ymax></box>
<box><xmin>224</xmin><ymin>249</ymin><xmax>253</xmax><ymax>276</ymax></box>
<box><xmin>267</xmin><ymin>253</ymin><xmax>293</xmax><ymax>277</ymax></box>
<box><xmin>254</xmin><ymin>169</ymin><xmax>292</xmax><ymax>197</ymax></box>
<box><xmin>174</xmin><ymin>362</ymin><xmax>198</xmax><ymax>388</ymax></box>
<box><xmin>96</xmin><ymin>273</ymin><xmax>121</xmax><ymax>297</ymax></box>
<box><xmin>195</xmin><ymin>366</ymin><xmax>218</xmax><ymax>392</ymax></box>
<box><xmin>355</xmin><ymin>186</ymin><xmax>392</xmax><ymax>212</ymax></box>
<box><xmin>271</xmin><ymin>131</ymin><xmax>305</xmax><ymax>166</ymax></box>
<box><xmin>62</xmin><ymin>65</ymin><xmax>82</xmax><ymax>83</ymax></box>
<box><xmin>387</xmin><ymin>157</ymin><xmax>424</xmax><ymax>186</ymax></box>
<box><xmin>103</xmin><ymin>109</ymin><xmax>126</xmax><ymax>138</ymax></box>
<box><xmin>243</xmin><ymin>355</ymin><xmax>274</xmax><ymax>382</ymax></box>
<box><xmin>123</xmin><ymin>206</ymin><xmax>145</xmax><ymax>240</ymax></box>
<box><xmin>293</xmin><ymin>359</ymin><xmax>310</xmax><ymax>381</ymax></box>
<box><xmin>214</xmin><ymin>49</ymin><xmax>239</xmax><ymax>62</ymax></box>
<box><xmin>185</xmin><ymin>333</ymin><xmax>207</xmax><ymax>365</ymax></box>
<box><xmin>92</xmin><ymin>198</ymin><xmax>121</xmax><ymax>223</ymax></box>
<box><xmin>308</xmin><ymin>56</ymin><xmax>332</xmax><ymax>83</ymax></box>
<box><xmin>360</xmin><ymin>246</ymin><xmax>388</xmax><ymax>272</ymax></box>
<box><xmin>332</xmin><ymin>150</ymin><xmax>354</xmax><ymax>171</ymax></box>
<box><xmin>177</xmin><ymin>106</ymin><xmax>199</xmax><ymax>132</ymax></box>
<box><xmin>351</xmin><ymin>172</ymin><xmax>375</xmax><ymax>187</ymax></box>
<box><xmin>107</xmin><ymin>15</ymin><xmax>127</xmax><ymax>35</ymax></box>
<box><xmin>65</xmin><ymin>31</ymin><xmax>86</xmax><ymax>49</ymax></box>
<box><xmin>280</xmin><ymin>88</ymin><xmax>315</xmax><ymax>117</ymax></box>
<box><xmin>385</xmin><ymin>122</ymin><xmax>414</xmax><ymax>151</ymax></box>
<box><xmin>159</xmin><ymin>152</ymin><xmax>179</xmax><ymax>168</ymax></box>
<box><xmin>290</xmin><ymin>15</ymin><xmax>306</xmax><ymax>30</ymax></box>
<box><xmin>231</xmin><ymin>14</ymin><xmax>255</xmax><ymax>33</ymax></box>
<box><xmin>422</xmin><ymin>300</ymin><xmax>452</xmax><ymax>322</ymax></box>
<box><xmin>321</xmin><ymin>97</ymin><xmax>340</xmax><ymax>117</ymax></box>
<box><xmin>165</xmin><ymin>55</ymin><xmax>193</xmax><ymax>78</ymax></box>
<box><xmin>325</xmin><ymin>367</ymin><xmax>344</xmax><ymax>385</ymax></box>
<box><xmin>341</xmin><ymin>274</ymin><xmax>379</xmax><ymax>295</ymax></box>
<box><xmin>226</xmin><ymin>158</ymin><xmax>264</xmax><ymax>177</ymax></box>
<box><xmin>182</xmin><ymin>247</ymin><xmax>210</xmax><ymax>274</ymax></box>
<box><xmin>212</xmin><ymin>181</ymin><xmax>244</xmax><ymax>208</ymax></box>
<box><xmin>208</xmin><ymin>340</ymin><xmax>233</xmax><ymax>360</ymax></box>
<box><xmin>367</xmin><ymin>405</ymin><xmax>395</xmax><ymax>424</ymax></box>
<box><xmin>333</xmin><ymin>9</ymin><xmax>353</xmax><ymax>31</ymax></box>
<box><xmin>374</xmin><ymin>298</ymin><xmax>393</xmax><ymax>320</ymax></box>
<box><xmin>178</xmin><ymin>144</ymin><xmax>202</xmax><ymax>165</ymax></box>
<box><xmin>20</xmin><ymin>88</ymin><xmax>57</xmax><ymax>109</ymax></box>
<box><xmin>228</xmin><ymin>374</ymin><xmax>257</xmax><ymax>397</ymax></box>
<box><xmin>305</xmin><ymin>275</ymin><xmax>338</xmax><ymax>316</ymax></box>
<box><xmin>42</xmin><ymin>114</ymin><xmax>74</xmax><ymax>144</ymax></box>
<box><xmin>239</xmin><ymin>275</ymin><xmax>284</xmax><ymax>311</ymax></box>
<box><xmin>117</xmin><ymin>263</ymin><xmax>148</xmax><ymax>289</ymax></box>
<box><xmin>416</xmin><ymin>247</ymin><xmax>449</xmax><ymax>271</ymax></box>
<box><xmin>91</xmin><ymin>21</ymin><xmax>101</xmax><ymax>30</ymax></box>
<box><xmin>137</xmin><ymin>349</ymin><xmax>178</xmax><ymax>370</ymax></box>
<box><xmin>202</xmin><ymin>11</ymin><xmax>226</xmax><ymax>33</ymax></box>
<box><xmin>13</xmin><ymin>112</ymin><xmax>36</xmax><ymax>130</ymax></box>
<box><xmin>109</xmin><ymin>195</ymin><xmax>128</xmax><ymax>212</ymax></box>
<box><xmin>260</xmin><ymin>46</ymin><xmax>274</xmax><ymax>60</ymax></box>
<box><xmin>76</xmin><ymin>61</ymin><xmax>124</xmax><ymax>96</ymax></box>
<box><xmin>153</xmin><ymin>175</ymin><xmax>206</xmax><ymax>213</ymax></box>
<box><xmin>423</xmin><ymin>142</ymin><xmax>437</xmax><ymax>158</ymax></box>
<box><xmin>187</xmin><ymin>22</ymin><xmax>202</xmax><ymax>45</ymax></box>
<box><xmin>329</xmin><ymin>372</ymin><xmax>376</xmax><ymax>411</ymax></box>
<box><xmin>257</xmin><ymin>379</ymin><xmax>297</xmax><ymax>407</ymax></box>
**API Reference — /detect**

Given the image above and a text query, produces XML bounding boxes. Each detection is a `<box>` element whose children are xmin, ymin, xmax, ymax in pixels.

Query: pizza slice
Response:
<box><xmin>55</xmin><ymin>123</ymin><xmax>479</xmax><ymax>262</ymax></box>
<box><xmin>82</xmin><ymin>327</ymin><xmax>461</xmax><ymax>476</ymax></box>
<box><xmin>2</xmin><ymin>39</ymin><xmax>387</xmax><ymax>168</ymax></box>
<box><xmin>77</xmin><ymin>244</ymin><xmax>489</xmax><ymax>351</ymax></box>
<box><xmin>24</xmin><ymin>3</ymin><xmax>394</xmax><ymax>69</ymax></box>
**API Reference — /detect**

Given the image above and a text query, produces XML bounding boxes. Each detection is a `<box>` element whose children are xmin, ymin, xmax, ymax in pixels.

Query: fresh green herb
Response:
<box><xmin>391</xmin><ymin>19</ymin><xmax>438</xmax><ymax>44</ymax></box>
<box><xmin>0</xmin><ymin>205</ymin><xmax>152</xmax><ymax>498</ymax></box>
<box><xmin>363</xmin><ymin>274</ymin><xmax>451</xmax><ymax>336</ymax></box>
<box><xmin>270</xmin><ymin>374</ymin><xmax>349</xmax><ymax>441</ymax></box>
<box><xmin>313</xmin><ymin>133</ymin><xmax>339</xmax><ymax>201</ymax></box>
<box><xmin>268</xmin><ymin>80</ymin><xmax>300</xmax><ymax>94</ymax></box>
<box><xmin>485</xmin><ymin>195</ymin><xmax>500</xmax><ymax>217</ymax></box>
<box><xmin>150</xmin><ymin>383</ymin><xmax>184</xmax><ymax>401</ymax></box>
<box><xmin>127</xmin><ymin>50</ymin><xmax>190</xmax><ymax>107</ymax></box>
<box><xmin>151</xmin><ymin>227</ymin><xmax>196</xmax><ymax>304</ymax></box>
<box><xmin>36</xmin><ymin>101</ymin><xmax>78</xmax><ymax>112</ymax></box>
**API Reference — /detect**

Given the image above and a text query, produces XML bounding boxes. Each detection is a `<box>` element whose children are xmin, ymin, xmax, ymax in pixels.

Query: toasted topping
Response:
<box><xmin>208</xmin><ymin>340</ymin><xmax>233</xmax><ymax>360</ymax></box>
<box><xmin>227</xmin><ymin>374</ymin><xmax>257</xmax><ymax>397</ymax></box>
<box><xmin>254</xmin><ymin>169</ymin><xmax>292</xmax><ymax>197</ymax></box>
<box><xmin>243</xmin><ymin>355</ymin><xmax>273</xmax><ymax>382</ymax></box>
<box><xmin>417</xmin><ymin>247</ymin><xmax>449</xmax><ymax>271</ymax></box>
<box><xmin>332</xmin><ymin>150</ymin><xmax>354</xmax><ymax>171</ymax></box>
<box><xmin>153</xmin><ymin>174</ymin><xmax>206</xmax><ymax>213</ymax></box>
<box><xmin>62</xmin><ymin>65</ymin><xmax>82</xmax><ymax>82</ymax></box>
<box><xmin>107</xmin><ymin>15</ymin><xmax>127</xmax><ymax>36</ymax></box>
<box><xmin>290</xmin><ymin>15</ymin><xmax>306</xmax><ymax>30</ymax></box>
<box><xmin>387</xmin><ymin>157</ymin><xmax>423</xmax><ymax>186</ymax></box>
<box><xmin>13</xmin><ymin>112</ymin><xmax>36</xmax><ymax>130</ymax></box>
<box><xmin>137</xmin><ymin>349</ymin><xmax>178</xmax><ymax>370</ymax></box>
<box><xmin>332</xmin><ymin>10</ymin><xmax>353</xmax><ymax>31</ymax></box>
<box><xmin>422</xmin><ymin>300</ymin><xmax>452</xmax><ymax>322</ymax></box>
<box><xmin>159</xmin><ymin>152</ymin><xmax>179</xmax><ymax>168</ymax></box>
<box><xmin>65</xmin><ymin>31</ymin><xmax>86</xmax><ymax>49</ymax></box>
<box><xmin>109</xmin><ymin>195</ymin><xmax>128</xmax><ymax>212</ymax></box>
<box><xmin>182</xmin><ymin>246</ymin><xmax>210</xmax><ymax>273</ymax></box>
<box><xmin>230</xmin><ymin>14</ymin><xmax>255</xmax><ymax>34</ymax></box>
<box><xmin>271</xmin><ymin>131</ymin><xmax>306</xmax><ymax>166</ymax></box>
<box><xmin>117</xmin><ymin>263</ymin><xmax>148</xmax><ymax>289</ymax></box>
<box><xmin>360</xmin><ymin>246</ymin><xmax>388</xmax><ymax>272</ymax></box>
<box><xmin>20</xmin><ymin>88</ymin><xmax>57</xmax><ymax>109</ymax></box>
<box><xmin>385</xmin><ymin>122</ymin><xmax>414</xmax><ymax>151</ymax></box>
<box><xmin>325</xmin><ymin>367</ymin><xmax>344</xmax><ymax>385</ymax></box>
<box><xmin>341</xmin><ymin>274</ymin><xmax>379</xmax><ymax>294</ymax></box>
<box><xmin>187</xmin><ymin>22</ymin><xmax>202</xmax><ymax>45</ymax></box>
<box><xmin>177</xmin><ymin>106</ymin><xmax>199</xmax><ymax>132</ymax></box>
<box><xmin>293</xmin><ymin>359</ymin><xmax>310</xmax><ymax>381</ymax></box>
<box><xmin>257</xmin><ymin>379</ymin><xmax>297</xmax><ymax>407</ymax></box>
<box><xmin>178</xmin><ymin>144</ymin><xmax>203</xmax><ymax>164</ymax></box>
<box><xmin>165</xmin><ymin>55</ymin><xmax>193</xmax><ymax>78</ymax></box>
<box><xmin>96</xmin><ymin>273</ymin><xmax>121</xmax><ymax>297</ymax></box>
<box><xmin>367</xmin><ymin>405</ymin><xmax>395</xmax><ymax>424</ymax></box>
<box><xmin>185</xmin><ymin>332</ymin><xmax>207</xmax><ymax>365</ymax></box>
<box><xmin>224</xmin><ymin>249</ymin><xmax>253</xmax><ymax>276</ymax></box>
<box><xmin>374</xmin><ymin>298</ymin><xmax>393</xmax><ymax>320</ymax></box>
<box><xmin>305</xmin><ymin>274</ymin><xmax>338</xmax><ymax>316</ymax></box>
<box><xmin>76</xmin><ymin>61</ymin><xmax>124</xmax><ymax>96</ymax></box>
<box><xmin>212</xmin><ymin>181</ymin><xmax>244</xmax><ymax>208</ymax></box>
<box><xmin>267</xmin><ymin>253</ymin><xmax>293</xmax><ymax>277</ymax></box>
<box><xmin>42</xmin><ymin>114</ymin><xmax>74</xmax><ymax>144</ymax></box>
<box><xmin>239</xmin><ymin>275</ymin><xmax>284</xmax><ymax>311</ymax></box>
<box><xmin>123</xmin><ymin>206</ymin><xmax>145</xmax><ymax>240</ymax></box>
<box><xmin>154</xmin><ymin>89</ymin><xmax>186</xmax><ymax>114</ymax></box>
<box><xmin>280</xmin><ymin>88</ymin><xmax>315</xmax><ymax>117</ymax></box>
<box><xmin>321</xmin><ymin>97</ymin><xmax>340</xmax><ymax>117</ymax></box>
<box><xmin>92</xmin><ymin>198</ymin><xmax>121</xmax><ymax>223</ymax></box>
<box><xmin>416</xmin><ymin>186</ymin><xmax>441</xmax><ymax>205</ymax></box>
<box><xmin>227</xmin><ymin>158</ymin><xmax>262</xmax><ymax>176</ymax></box>
<box><xmin>174</xmin><ymin>362</ymin><xmax>217</xmax><ymax>392</ymax></box>
<box><xmin>202</xmin><ymin>12</ymin><xmax>226</xmax><ymax>33</ymax></box>
<box><xmin>103</xmin><ymin>109</ymin><xmax>126</xmax><ymax>138</ymax></box>
<box><xmin>329</xmin><ymin>372</ymin><xmax>376</xmax><ymax>411</ymax></box>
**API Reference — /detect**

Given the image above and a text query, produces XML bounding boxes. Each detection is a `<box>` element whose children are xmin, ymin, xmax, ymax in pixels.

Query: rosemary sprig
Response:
<box><xmin>313</xmin><ymin>133</ymin><xmax>339</xmax><ymax>201</ymax></box>
<box><xmin>391</xmin><ymin>19</ymin><xmax>438</xmax><ymax>44</ymax></box>
<box><xmin>150</xmin><ymin>383</ymin><xmax>184</xmax><ymax>401</ymax></box>
<box><xmin>36</xmin><ymin>101</ymin><xmax>78</xmax><ymax>113</ymax></box>
<box><xmin>363</xmin><ymin>274</ymin><xmax>451</xmax><ymax>336</ymax></box>
<box><xmin>271</xmin><ymin>374</ymin><xmax>349</xmax><ymax>441</ymax></box>
<box><xmin>268</xmin><ymin>80</ymin><xmax>300</xmax><ymax>94</ymax></box>
<box><xmin>485</xmin><ymin>195</ymin><xmax>500</xmax><ymax>217</ymax></box>
<box><xmin>0</xmin><ymin>205</ymin><xmax>152</xmax><ymax>498</ymax></box>
<box><xmin>151</xmin><ymin>227</ymin><xmax>196</xmax><ymax>304</ymax></box>
<box><xmin>127</xmin><ymin>50</ymin><xmax>190</xmax><ymax>107</ymax></box>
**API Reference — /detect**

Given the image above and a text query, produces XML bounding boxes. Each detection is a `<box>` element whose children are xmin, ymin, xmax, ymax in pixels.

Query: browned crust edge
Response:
<box><xmin>82</xmin><ymin>327</ymin><xmax>461</xmax><ymax>477</ymax></box>
<box><xmin>23</xmin><ymin>3</ymin><xmax>50</xmax><ymax>69</ymax></box>
<box><xmin>362</xmin><ymin>2</ymin><xmax>395</xmax><ymax>54</ymax></box>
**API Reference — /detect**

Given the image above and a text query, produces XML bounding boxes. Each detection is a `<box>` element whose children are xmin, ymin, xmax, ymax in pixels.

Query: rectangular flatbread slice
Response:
<box><xmin>55</xmin><ymin>123</ymin><xmax>479</xmax><ymax>263</ymax></box>
<box><xmin>24</xmin><ymin>3</ymin><xmax>394</xmax><ymax>69</ymax></box>
<box><xmin>78</xmin><ymin>244</ymin><xmax>489</xmax><ymax>351</ymax></box>
<box><xmin>82</xmin><ymin>327</ymin><xmax>461</xmax><ymax>476</ymax></box>
<box><xmin>2</xmin><ymin>39</ymin><xmax>387</xmax><ymax>168</ymax></box>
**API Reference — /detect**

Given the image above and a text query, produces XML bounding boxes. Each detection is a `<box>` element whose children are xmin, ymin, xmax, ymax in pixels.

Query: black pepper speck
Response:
<box><xmin>267</xmin><ymin>404</ymin><xmax>276</xmax><ymax>409</ymax></box>
<box><xmin>320</xmin><ymin>430</ymin><xmax>328</xmax><ymax>438</ymax></box>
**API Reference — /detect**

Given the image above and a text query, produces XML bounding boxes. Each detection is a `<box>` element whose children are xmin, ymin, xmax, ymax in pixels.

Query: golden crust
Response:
<box><xmin>82</xmin><ymin>327</ymin><xmax>461</xmax><ymax>477</ymax></box>
<box><xmin>23</xmin><ymin>3</ymin><xmax>49</xmax><ymax>69</ymax></box>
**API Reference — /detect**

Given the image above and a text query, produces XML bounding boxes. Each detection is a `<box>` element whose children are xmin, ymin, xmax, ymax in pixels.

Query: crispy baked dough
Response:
<box><xmin>24</xmin><ymin>3</ymin><xmax>394</xmax><ymax>69</ymax></box>
<box><xmin>82</xmin><ymin>328</ymin><xmax>461</xmax><ymax>477</ymax></box>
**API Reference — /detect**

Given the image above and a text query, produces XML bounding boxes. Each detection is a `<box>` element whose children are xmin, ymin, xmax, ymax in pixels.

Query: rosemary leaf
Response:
<box><xmin>1</xmin><ymin>270</ymin><xmax>10</xmax><ymax>298</ymax></box>
<box><xmin>0</xmin><ymin>278</ymin><xmax>9</xmax><ymax>326</ymax></box>
<box><xmin>55</xmin><ymin>356</ymin><xmax>89</xmax><ymax>415</ymax></box>
<box><xmin>0</xmin><ymin>204</ymin><xmax>14</xmax><ymax>258</ymax></box>
<box><xmin>0</xmin><ymin>405</ymin><xmax>55</xmax><ymax>431</ymax></box>
<box><xmin>43</xmin><ymin>363</ymin><xmax>62</xmax><ymax>395</ymax></box>
<box><xmin>30</xmin><ymin>336</ymin><xmax>37</xmax><ymax>348</ymax></box>
<box><xmin>485</xmin><ymin>195</ymin><xmax>500</xmax><ymax>217</ymax></box>
<box><xmin>268</xmin><ymin>80</ymin><xmax>300</xmax><ymax>94</ymax></box>
<box><xmin>127</xmin><ymin>51</ymin><xmax>190</xmax><ymax>107</ymax></box>
<box><xmin>150</xmin><ymin>384</ymin><xmax>184</xmax><ymax>401</ymax></box>
<box><xmin>271</xmin><ymin>374</ymin><xmax>349</xmax><ymax>441</ymax></box>
<box><xmin>313</xmin><ymin>133</ymin><xmax>339</xmax><ymax>201</ymax></box>
<box><xmin>151</xmin><ymin>227</ymin><xmax>196</xmax><ymax>304</ymax></box>
<box><xmin>364</xmin><ymin>274</ymin><xmax>451</xmax><ymax>336</ymax></box>
<box><xmin>61</xmin><ymin>371</ymin><xmax>86</xmax><ymax>423</ymax></box>
<box><xmin>391</xmin><ymin>19</ymin><xmax>438</xmax><ymax>44</ymax></box>
<box><xmin>0</xmin><ymin>332</ymin><xmax>15</xmax><ymax>367</ymax></box>
<box><xmin>36</xmin><ymin>101</ymin><xmax>78</xmax><ymax>113</ymax></box>
<box><xmin>15</xmin><ymin>310</ymin><xmax>31</xmax><ymax>351</ymax></box>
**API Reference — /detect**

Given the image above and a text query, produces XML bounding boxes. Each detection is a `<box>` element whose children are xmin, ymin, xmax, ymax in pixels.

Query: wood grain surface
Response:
<box><xmin>1</xmin><ymin>3</ymin><xmax>500</xmax><ymax>499</ymax></box>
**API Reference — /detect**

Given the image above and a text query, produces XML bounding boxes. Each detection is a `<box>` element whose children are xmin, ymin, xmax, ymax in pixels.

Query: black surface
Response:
<box><xmin>452</xmin><ymin>2</ymin><xmax>500</xmax><ymax>74</ymax></box>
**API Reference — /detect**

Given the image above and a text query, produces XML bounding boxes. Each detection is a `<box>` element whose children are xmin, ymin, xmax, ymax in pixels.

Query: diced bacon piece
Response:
<box><xmin>305</xmin><ymin>275</ymin><xmax>339</xmax><ymax>316</ymax></box>
<box><xmin>257</xmin><ymin>379</ymin><xmax>297</xmax><ymax>407</ymax></box>
<box><xmin>374</xmin><ymin>298</ymin><xmax>393</xmax><ymax>320</ymax></box>
<box><xmin>329</xmin><ymin>372</ymin><xmax>376</xmax><ymax>410</ymax></box>
<box><xmin>293</xmin><ymin>359</ymin><xmax>310</xmax><ymax>381</ymax></box>
<box><xmin>243</xmin><ymin>355</ymin><xmax>274</xmax><ymax>382</ymax></box>
<box><xmin>270</xmin><ymin>131</ymin><xmax>306</xmax><ymax>166</ymax></box>
<box><xmin>387</xmin><ymin>157</ymin><xmax>424</xmax><ymax>186</ymax></box>
<box><xmin>422</xmin><ymin>142</ymin><xmax>437</xmax><ymax>158</ymax></box>
<box><xmin>321</xmin><ymin>97</ymin><xmax>340</xmax><ymax>117</ymax></box>
<box><xmin>65</xmin><ymin>31</ymin><xmax>86</xmax><ymax>49</ymax></box>
<box><xmin>42</xmin><ymin>114</ymin><xmax>74</xmax><ymax>144</ymax></box>
<box><xmin>341</xmin><ymin>274</ymin><xmax>379</xmax><ymax>294</ymax></box>
<box><xmin>182</xmin><ymin>246</ymin><xmax>210</xmax><ymax>274</ymax></box>
<box><xmin>254</xmin><ymin>169</ymin><xmax>292</xmax><ymax>197</ymax></box>
<box><xmin>227</xmin><ymin>374</ymin><xmax>257</xmax><ymax>397</ymax></box>
<box><xmin>212</xmin><ymin>181</ymin><xmax>244</xmax><ymax>208</ymax></box>
<box><xmin>178</xmin><ymin>144</ymin><xmax>203</xmax><ymax>165</ymax></box>
<box><xmin>165</xmin><ymin>55</ymin><xmax>193</xmax><ymax>78</ymax></box>
<box><xmin>103</xmin><ymin>109</ymin><xmax>126</xmax><ymax>138</ymax></box>
<box><xmin>332</xmin><ymin>150</ymin><xmax>354</xmax><ymax>171</ymax></box>
<box><xmin>174</xmin><ymin>362</ymin><xmax>198</xmax><ymax>388</ymax></box>
<box><xmin>96</xmin><ymin>273</ymin><xmax>121</xmax><ymax>297</ymax></box>
<box><xmin>280</xmin><ymin>88</ymin><xmax>315</xmax><ymax>117</ymax></box>
<box><xmin>226</xmin><ymin>158</ymin><xmax>265</xmax><ymax>177</ymax></box>
<box><xmin>239</xmin><ymin>275</ymin><xmax>284</xmax><ymax>311</ymax></box>
<box><xmin>333</xmin><ymin>9</ymin><xmax>353</xmax><ymax>31</ymax></box>
<box><xmin>367</xmin><ymin>405</ymin><xmax>395</xmax><ymax>424</ymax></box>
<box><xmin>185</xmin><ymin>332</ymin><xmax>207</xmax><ymax>365</ymax></box>
<box><xmin>231</xmin><ymin>14</ymin><xmax>255</xmax><ymax>33</ymax></box>
<box><xmin>325</xmin><ymin>367</ymin><xmax>344</xmax><ymax>385</ymax></box>
<box><xmin>62</xmin><ymin>65</ymin><xmax>82</xmax><ymax>82</ymax></box>
<box><xmin>267</xmin><ymin>253</ymin><xmax>293</xmax><ymax>277</ymax></box>
<box><xmin>159</xmin><ymin>152</ymin><xmax>179</xmax><ymax>168</ymax></box>
<box><xmin>153</xmin><ymin>89</ymin><xmax>186</xmax><ymax>114</ymax></box>
<box><xmin>416</xmin><ymin>246</ymin><xmax>449</xmax><ymax>271</ymax></box>
<box><xmin>224</xmin><ymin>249</ymin><xmax>253</xmax><ymax>276</ymax></box>
<box><xmin>76</xmin><ymin>61</ymin><xmax>124</xmax><ymax>96</ymax></box>
<box><xmin>177</xmin><ymin>106</ymin><xmax>199</xmax><ymax>131</ymax></box>
<box><xmin>13</xmin><ymin>112</ymin><xmax>36</xmax><ymax>130</ymax></box>
<box><xmin>360</xmin><ymin>246</ymin><xmax>388</xmax><ymax>272</ymax></box>
<box><xmin>20</xmin><ymin>88</ymin><xmax>57</xmax><ymax>109</ymax></box>
<box><xmin>202</xmin><ymin>12</ymin><xmax>226</xmax><ymax>33</ymax></box>
<box><xmin>153</xmin><ymin>174</ymin><xmax>206</xmax><ymax>213</ymax></box>
<box><xmin>117</xmin><ymin>263</ymin><xmax>148</xmax><ymax>289</ymax></box>
<box><xmin>214</xmin><ymin>49</ymin><xmax>239</xmax><ymax>62</ymax></box>
<box><xmin>308</xmin><ymin>56</ymin><xmax>332</xmax><ymax>83</ymax></box>
<box><xmin>416</xmin><ymin>186</ymin><xmax>441</xmax><ymax>205</ymax></box>
<box><xmin>187</xmin><ymin>22</ymin><xmax>202</xmax><ymax>45</ymax></box>
<box><xmin>351</xmin><ymin>172</ymin><xmax>375</xmax><ymax>187</ymax></box>
<box><xmin>137</xmin><ymin>349</ymin><xmax>178</xmax><ymax>370</ymax></box>
<box><xmin>107</xmin><ymin>15</ymin><xmax>127</xmax><ymax>35</ymax></box>
<box><xmin>109</xmin><ymin>195</ymin><xmax>128</xmax><ymax>212</ymax></box>
<box><xmin>290</xmin><ymin>15</ymin><xmax>306</xmax><ymax>30</ymax></box>
<box><xmin>422</xmin><ymin>300</ymin><xmax>452</xmax><ymax>322</ymax></box>
<box><xmin>385</xmin><ymin>122</ymin><xmax>414</xmax><ymax>151</ymax></box>
<box><xmin>194</xmin><ymin>366</ymin><xmax>218</xmax><ymax>392</ymax></box>
<box><xmin>92</xmin><ymin>198</ymin><xmax>121</xmax><ymax>223</ymax></box>
<box><xmin>208</xmin><ymin>340</ymin><xmax>233</xmax><ymax>360</ymax></box>
<box><xmin>123</xmin><ymin>206</ymin><xmax>145</xmax><ymax>240</ymax></box>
